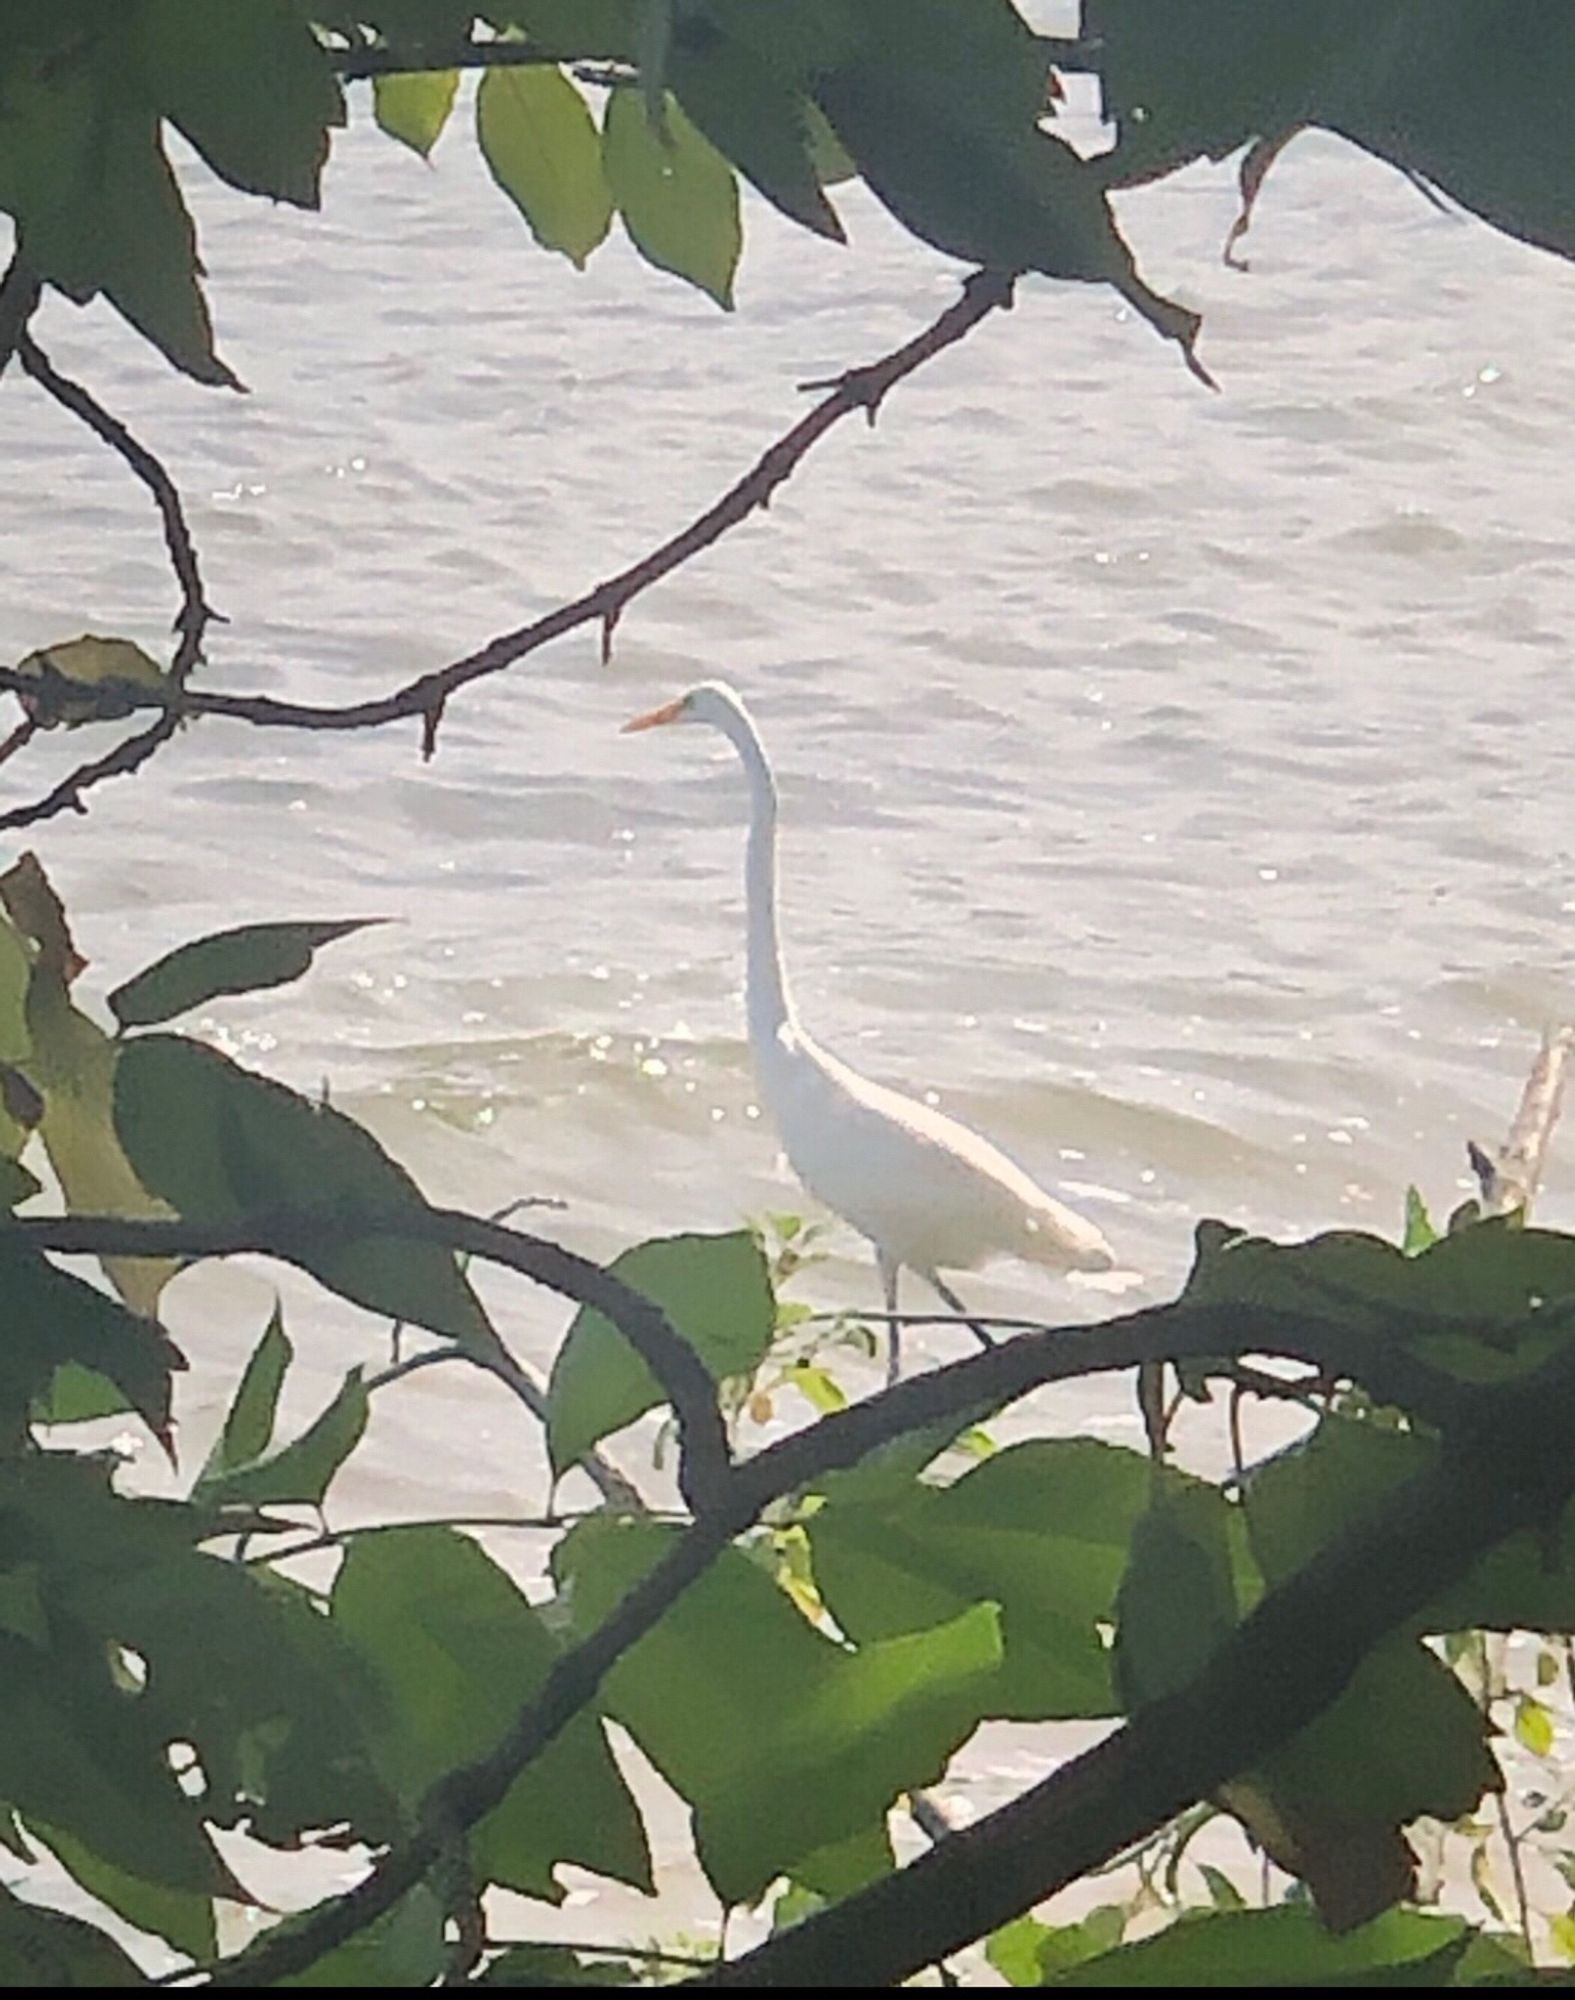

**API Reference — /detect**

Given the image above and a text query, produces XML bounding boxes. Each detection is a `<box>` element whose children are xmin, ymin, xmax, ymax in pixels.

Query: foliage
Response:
<box><xmin>6</xmin><ymin>1</ymin><xmax>1575</xmax><ymax>392</ymax></box>
<box><xmin>4</xmin><ymin>1</ymin><xmax>1575</xmax><ymax>1987</ymax></box>
<box><xmin>1</xmin><ymin>865</ymin><xmax>1575</xmax><ymax>1980</ymax></box>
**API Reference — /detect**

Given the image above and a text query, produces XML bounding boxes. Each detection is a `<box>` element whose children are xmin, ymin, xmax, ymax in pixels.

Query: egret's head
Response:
<box><xmin>622</xmin><ymin>681</ymin><xmax>746</xmax><ymax>736</ymax></box>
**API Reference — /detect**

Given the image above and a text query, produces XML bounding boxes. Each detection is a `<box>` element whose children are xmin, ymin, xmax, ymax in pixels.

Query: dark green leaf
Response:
<box><xmin>1247</xmin><ymin>1413</ymin><xmax>1575</xmax><ymax>1633</ymax></box>
<box><xmin>133</xmin><ymin>0</ymin><xmax>344</xmax><ymax>206</ymax></box>
<box><xmin>276</xmin><ymin>1882</ymin><xmax>447</xmax><ymax>1988</ymax></box>
<box><xmin>374</xmin><ymin>69</ymin><xmax>460</xmax><ymax>158</ymax></box>
<box><xmin>603</xmin><ymin>86</ymin><xmax>741</xmax><ymax>306</ymax></box>
<box><xmin>1114</xmin><ymin>1470</ymin><xmax>1242</xmax><ymax>1712</ymax></box>
<box><xmin>0</xmin><ymin>905</ymin><xmax>31</xmax><ymax>1161</ymax></box>
<box><xmin>0</xmin><ymin>1879</ymin><xmax>142</xmax><ymax>1986</ymax></box>
<box><xmin>548</xmin><ymin>1229</ymin><xmax>774</xmax><ymax>1474</ymax></box>
<box><xmin>480</xmin><ymin>1942</ymin><xmax>635</xmax><ymax>1986</ymax></box>
<box><xmin>811</xmin><ymin>1439</ymin><xmax>1154</xmax><ymax>1722</ymax></box>
<box><xmin>32</xmin><ymin>1823</ymin><xmax>216</xmax><ymax>1962</ymax></box>
<box><xmin>0</xmin><ymin>1241</ymin><xmax>181</xmax><ymax>1447</ymax></box>
<box><xmin>553</xmin><ymin>1515</ymin><xmax>999</xmax><ymax>1906</ymax></box>
<box><xmin>114</xmin><ymin>1034</ymin><xmax>500</xmax><ymax>1352</ymax></box>
<box><xmin>2</xmin><ymin>1640</ymin><xmax>241</xmax><ymax>1900</ymax></box>
<box><xmin>32</xmin><ymin>1363</ymin><xmax>137</xmax><ymax>1428</ymax></box>
<box><xmin>108</xmin><ymin>919</ymin><xmax>384</xmax><ymax>1031</ymax></box>
<box><xmin>333</xmin><ymin>1526</ymin><xmax>652</xmax><ymax>1900</ymax></box>
<box><xmin>0</xmin><ymin>36</ymin><xmax>240</xmax><ymax>388</ymax></box>
<box><xmin>198</xmin><ymin>1370</ymin><xmax>368</xmax><ymax>1509</ymax></box>
<box><xmin>669</xmin><ymin>35</ymin><xmax>844</xmax><ymax>240</ymax></box>
<box><xmin>477</xmin><ymin>64</ymin><xmax>614</xmax><ymax>267</ymax></box>
<box><xmin>196</xmin><ymin>1302</ymin><xmax>293</xmax><ymax>1488</ymax></box>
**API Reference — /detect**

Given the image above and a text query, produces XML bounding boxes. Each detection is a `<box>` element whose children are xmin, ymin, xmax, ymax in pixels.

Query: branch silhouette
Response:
<box><xmin>0</xmin><ymin>272</ymin><xmax>1015</xmax><ymax>823</ymax></box>
<box><xmin>2</xmin><ymin>334</ymin><xmax>219</xmax><ymax>830</ymax></box>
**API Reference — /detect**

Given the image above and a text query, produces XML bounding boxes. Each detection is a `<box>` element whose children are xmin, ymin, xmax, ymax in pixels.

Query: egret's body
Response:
<box><xmin>625</xmin><ymin>682</ymin><xmax>1115</xmax><ymax>1377</ymax></box>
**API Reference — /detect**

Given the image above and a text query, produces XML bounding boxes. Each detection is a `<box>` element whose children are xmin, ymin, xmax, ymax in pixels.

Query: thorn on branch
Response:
<box><xmin>600</xmin><ymin>604</ymin><xmax>623</xmax><ymax>666</ymax></box>
<box><xmin>421</xmin><ymin>696</ymin><xmax>445</xmax><ymax>760</ymax></box>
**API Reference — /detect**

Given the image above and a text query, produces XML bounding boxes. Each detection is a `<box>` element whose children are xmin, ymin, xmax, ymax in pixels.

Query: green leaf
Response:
<box><xmin>811</xmin><ymin>1439</ymin><xmax>1155</xmax><ymax>1722</ymax></box>
<box><xmin>332</xmin><ymin>1527</ymin><xmax>652</xmax><ymax>1900</ymax></box>
<box><xmin>11</xmin><ymin>635</ymin><xmax>171</xmax><ymax>731</ymax></box>
<box><xmin>669</xmin><ymin>36</ymin><xmax>844</xmax><ymax>240</ymax></box>
<box><xmin>2</xmin><ymin>1639</ymin><xmax>240</xmax><ymax>1900</ymax></box>
<box><xmin>477</xmin><ymin>64</ymin><xmax>613</xmax><ymax>267</ymax></box>
<box><xmin>2</xmin><ymin>1453</ymin><xmax>389</xmax><ymax>1851</ymax></box>
<box><xmin>1040</xmin><ymin>1906</ymin><xmax>1471</xmax><ymax>1985</ymax></box>
<box><xmin>32</xmin><ymin>1365</ymin><xmax>140</xmax><ymax>1431</ymax></box>
<box><xmin>1</xmin><ymin>1241</ymin><xmax>181</xmax><ymax>1447</ymax></box>
<box><xmin>1402</xmin><ymin>1185</ymin><xmax>1438</xmax><ymax>1255</ymax></box>
<box><xmin>1237</xmin><ymin>1419</ymin><xmax>1501</xmax><ymax>1926</ymax></box>
<box><xmin>988</xmin><ymin>1908</ymin><xmax>1125</xmax><ymax>1985</ymax></box>
<box><xmin>0</xmin><ymin>1880</ymin><xmax>142</xmax><ymax>1986</ymax></box>
<box><xmin>480</xmin><ymin>1942</ymin><xmax>634</xmax><ymax>1986</ymax></box>
<box><xmin>1199</xmin><ymin>1864</ymin><xmax>1248</xmax><ymax>1911</ymax></box>
<box><xmin>13</xmin><ymin>921</ymin><xmax>176</xmax><ymax>1317</ymax></box>
<box><xmin>485</xmin><ymin>2</ymin><xmax>636</xmax><ymax>61</ymax></box>
<box><xmin>108</xmin><ymin>919</ymin><xmax>385</xmax><ymax>1031</ymax></box>
<box><xmin>276</xmin><ymin>1882</ymin><xmax>448</xmax><ymax>1988</ymax></box>
<box><xmin>374</xmin><ymin>69</ymin><xmax>460</xmax><ymax>158</ymax></box>
<box><xmin>33</xmin><ymin>1823</ymin><xmax>216</xmax><ymax>1962</ymax></box>
<box><xmin>603</xmin><ymin>87</ymin><xmax>741</xmax><ymax>306</ymax></box>
<box><xmin>553</xmin><ymin>1515</ymin><xmax>999</xmax><ymax>1906</ymax></box>
<box><xmin>0</xmin><ymin>36</ymin><xmax>241</xmax><ymax>389</ymax></box>
<box><xmin>113</xmin><ymin>1033</ymin><xmax>500</xmax><ymax>1353</ymax></box>
<box><xmin>0</xmin><ymin>1154</ymin><xmax>40</xmax><ymax>1210</ymax></box>
<box><xmin>1513</xmin><ymin>1692</ymin><xmax>1553</xmax><ymax>1758</ymax></box>
<box><xmin>198</xmin><ymin>1369</ymin><xmax>368</xmax><ymax>1509</ymax></box>
<box><xmin>1114</xmin><ymin>1471</ymin><xmax>1242</xmax><ymax>1712</ymax></box>
<box><xmin>197</xmin><ymin>1302</ymin><xmax>292</xmax><ymax>1486</ymax></box>
<box><xmin>1246</xmin><ymin>1413</ymin><xmax>1575</xmax><ymax>1633</ymax></box>
<box><xmin>548</xmin><ymin>1229</ymin><xmax>774</xmax><ymax>1474</ymax></box>
<box><xmin>133</xmin><ymin>0</ymin><xmax>344</xmax><ymax>205</ymax></box>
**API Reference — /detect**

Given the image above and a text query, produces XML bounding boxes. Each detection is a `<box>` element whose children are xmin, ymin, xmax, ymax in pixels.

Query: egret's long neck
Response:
<box><xmin>729</xmin><ymin>714</ymin><xmax>795</xmax><ymax>1047</ymax></box>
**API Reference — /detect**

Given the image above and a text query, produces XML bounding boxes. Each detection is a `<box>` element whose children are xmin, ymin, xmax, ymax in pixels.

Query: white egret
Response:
<box><xmin>623</xmin><ymin>682</ymin><xmax>1116</xmax><ymax>1381</ymax></box>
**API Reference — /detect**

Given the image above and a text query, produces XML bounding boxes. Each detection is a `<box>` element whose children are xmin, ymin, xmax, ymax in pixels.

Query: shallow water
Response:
<box><xmin>4</xmin><ymin>39</ymin><xmax>1574</xmax><ymax>1953</ymax></box>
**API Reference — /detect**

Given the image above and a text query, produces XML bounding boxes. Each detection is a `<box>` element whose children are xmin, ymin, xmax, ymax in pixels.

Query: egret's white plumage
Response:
<box><xmin>624</xmin><ymin>681</ymin><xmax>1115</xmax><ymax>1377</ymax></box>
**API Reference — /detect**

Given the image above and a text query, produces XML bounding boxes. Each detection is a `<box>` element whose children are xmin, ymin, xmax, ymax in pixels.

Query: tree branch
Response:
<box><xmin>7</xmin><ymin>1205</ymin><xmax>730</xmax><ymax>1514</ymax></box>
<box><xmin>0</xmin><ymin>271</ymin><xmax>1015</xmax><ymax>822</ymax></box>
<box><xmin>204</xmin><ymin>1507</ymin><xmax>745</xmax><ymax>1988</ymax></box>
<box><xmin>2</xmin><ymin>334</ymin><xmax>220</xmax><ymax>826</ymax></box>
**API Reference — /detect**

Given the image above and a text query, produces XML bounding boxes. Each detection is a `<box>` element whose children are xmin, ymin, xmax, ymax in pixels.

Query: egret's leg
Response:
<box><xmin>926</xmin><ymin>1271</ymin><xmax>997</xmax><ymax>1353</ymax></box>
<box><xmin>878</xmin><ymin>1249</ymin><xmax>901</xmax><ymax>1387</ymax></box>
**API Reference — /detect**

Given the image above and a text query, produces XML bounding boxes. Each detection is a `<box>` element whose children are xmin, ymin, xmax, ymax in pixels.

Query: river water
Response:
<box><xmin>4</xmin><ymin>32</ymin><xmax>1573</xmax><ymax>1960</ymax></box>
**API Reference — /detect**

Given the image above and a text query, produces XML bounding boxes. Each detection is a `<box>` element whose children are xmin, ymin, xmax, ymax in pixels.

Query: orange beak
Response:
<box><xmin>621</xmin><ymin>697</ymin><xmax>684</xmax><ymax>733</ymax></box>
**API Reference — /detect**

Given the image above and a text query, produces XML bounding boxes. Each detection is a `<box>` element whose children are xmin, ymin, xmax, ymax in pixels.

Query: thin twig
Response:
<box><xmin>244</xmin><ymin>1513</ymin><xmax>593</xmax><ymax>1565</ymax></box>
<box><xmin>3</xmin><ymin>334</ymin><xmax>220</xmax><ymax>824</ymax></box>
<box><xmin>366</xmin><ymin>1338</ymin><xmax>646</xmax><ymax>1511</ymax></box>
<box><xmin>17</xmin><ymin>333</ymin><xmax>216</xmax><ymax>656</ymax></box>
<box><xmin>0</xmin><ymin>273</ymin><xmax>1015</xmax><ymax>827</ymax></box>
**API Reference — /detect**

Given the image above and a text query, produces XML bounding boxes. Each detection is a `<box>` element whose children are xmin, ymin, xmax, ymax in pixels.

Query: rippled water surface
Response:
<box><xmin>6</xmin><ymin>43</ymin><xmax>1575</xmax><ymax>1944</ymax></box>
